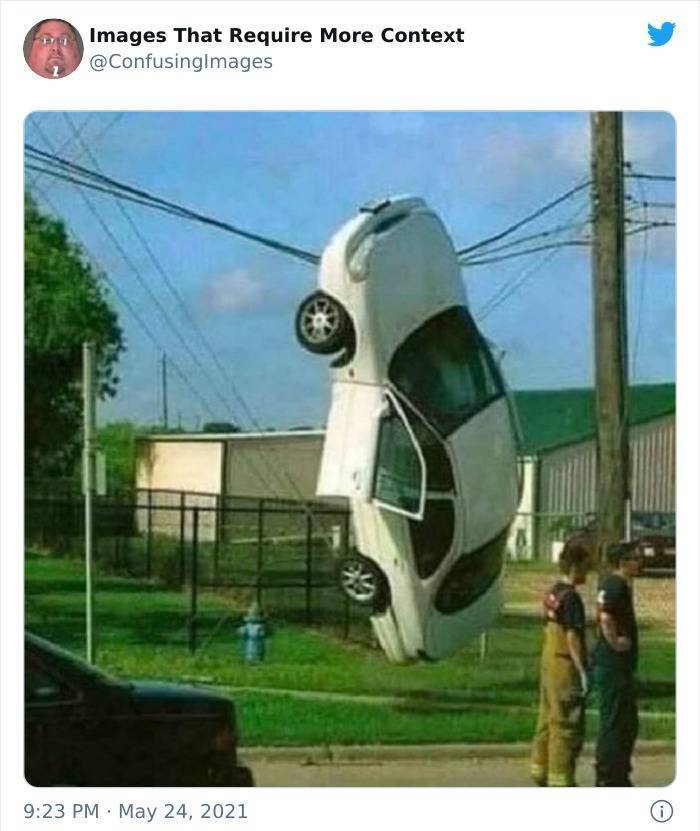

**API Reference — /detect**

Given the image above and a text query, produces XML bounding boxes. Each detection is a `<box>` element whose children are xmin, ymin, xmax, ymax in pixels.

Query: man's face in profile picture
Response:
<box><xmin>28</xmin><ymin>20</ymin><xmax>81</xmax><ymax>79</ymax></box>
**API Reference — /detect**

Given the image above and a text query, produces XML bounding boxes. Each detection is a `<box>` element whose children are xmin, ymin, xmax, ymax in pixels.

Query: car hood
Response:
<box><xmin>128</xmin><ymin>681</ymin><xmax>232</xmax><ymax>715</ymax></box>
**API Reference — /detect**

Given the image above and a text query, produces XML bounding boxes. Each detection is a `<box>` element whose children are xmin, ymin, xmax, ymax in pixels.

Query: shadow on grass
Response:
<box><xmin>637</xmin><ymin>680</ymin><xmax>676</xmax><ymax>700</ymax></box>
<box><xmin>387</xmin><ymin>682</ymin><xmax>538</xmax><ymax>714</ymax></box>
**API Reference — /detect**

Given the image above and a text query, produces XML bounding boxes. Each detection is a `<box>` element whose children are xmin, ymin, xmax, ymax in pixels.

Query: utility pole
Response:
<box><xmin>161</xmin><ymin>353</ymin><xmax>169</xmax><ymax>429</ymax></box>
<box><xmin>590</xmin><ymin>112</ymin><xmax>631</xmax><ymax>562</ymax></box>
<box><xmin>83</xmin><ymin>342</ymin><xmax>97</xmax><ymax>663</ymax></box>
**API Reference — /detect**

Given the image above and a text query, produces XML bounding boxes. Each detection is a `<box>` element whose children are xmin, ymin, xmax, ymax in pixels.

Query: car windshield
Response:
<box><xmin>389</xmin><ymin>306</ymin><xmax>504</xmax><ymax>436</ymax></box>
<box><xmin>434</xmin><ymin>528</ymin><xmax>508</xmax><ymax>614</ymax></box>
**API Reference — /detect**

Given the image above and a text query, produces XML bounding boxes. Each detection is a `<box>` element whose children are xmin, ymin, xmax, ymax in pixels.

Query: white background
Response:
<box><xmin>1</xmin><ymin>2</ymin><xmax>698</xmax><ymax>830</ymax></box>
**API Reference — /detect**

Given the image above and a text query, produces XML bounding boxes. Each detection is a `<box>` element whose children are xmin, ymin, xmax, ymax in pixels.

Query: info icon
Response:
<box><xmin>650</xmin><ymin>800</ymin><xmax>673</xmax><ymax>823</ymax></box>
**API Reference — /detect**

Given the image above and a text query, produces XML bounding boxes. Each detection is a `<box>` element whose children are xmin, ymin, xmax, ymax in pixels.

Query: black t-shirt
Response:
<box><xmin>594</xmin><ymin>574</ymin><xmax>638</xmax><ymax>671</ymax></box>
<box><xmin>544</xmin><ymin>582</ymin><xmax>586</xmax><ymax>635</ymax></box>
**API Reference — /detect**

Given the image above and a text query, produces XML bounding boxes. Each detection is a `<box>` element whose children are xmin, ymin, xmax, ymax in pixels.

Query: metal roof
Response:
<box><xmin>141</xmin><ymin>383</ymin><xmax>675</xmax><ymax>455</ymax></box>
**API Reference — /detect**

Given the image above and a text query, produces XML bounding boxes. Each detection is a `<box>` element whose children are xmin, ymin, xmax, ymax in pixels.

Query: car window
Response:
<box><xmin>402</xmin><ymin>405</ymin><xmax>454</xmax><ymax>493</ymax></box>
<box><xmin>389</xmin><ymin>306</ymin><xmax>504</xmax><ymax>436</ymax></box>
<box><xmin>409</xmin><ymin>499</ymin><xmax>455</xmax><ymax>578</ymax></box>
<box><xmin>434</xmin><ymin>527</ymin><xmax>508</xmax><ymax>614</ymax></box>
<box><xmin>373</xmin><ymin>402</ymin><xmax>423</xmax><ymax>515</ymax></box>
<box><xmin>26</xmin><ymin>663</ymin><xmax>76</xmax><ymax>705</ymax></box>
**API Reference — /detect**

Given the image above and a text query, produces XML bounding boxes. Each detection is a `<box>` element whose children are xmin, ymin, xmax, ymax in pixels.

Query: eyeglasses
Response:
<box><xmin>34</xmin><ymin>35</ymin><xmax>75</xmax><ymax>48</ymax></box>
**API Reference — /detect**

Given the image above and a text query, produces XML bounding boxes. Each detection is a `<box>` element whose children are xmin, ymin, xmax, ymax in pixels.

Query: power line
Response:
<box><xmin>60</xmin><ymin>114</ymin><xmax>309</xmax><ymax>504</ymax></box>
<box><xmin>28</xmin><ymin>125</ymin><xmax>319</xmax><ymax>506</ymax></box>
<box><xmin>31</xmin><ymin>122</ymin><xmax>231</xmax><ymax>422</ymax></box>
<box><xmin>629</xmin><ymin>200</ymin><xmax>675</xmax><ymax>210</ymax></box>
<box><xmin>457</xmin><ymin>217</ymin><xmax>591</xmax><ymax>262</ymax></box>
<box><xmin>629</xmin><ymin>166</ymin><xmax>650</xmax><ymax>381</ymax></box>
<box><xmin>28</xmin><ymin>113</ymin><xmax>93</xmax><ymax>188</ymax></box>
<box><xmin>624</xmin><ymin>172</ymin><xmax>675</xmax><ymax>182</ymax></box>
<box><xmin>474</xmin><ymin>198</ymin><xmax>591</xmax><ymax>321</ymax></box>
<box><xmin>30</xmin><ymin>184</ymin><xmax>296</xmax><ymax>499</ymax></box>
<box><xmin>29</xmin><ymin>113</ymin><xmax>125</xmax><ymax>189</ymax></box>
<box><xmin>455</xmin><ymin>180</ymin><xmax>591</xmax><ymax>258</ymax></box>
<box><xmin>30</xmin><ymin>186</ymin><xmax>224</xmax><ymax>425</ymax></box>
<box><xmin>24</xmin><ymin>142</ymin><xmax>320</xmax><ymax>265</ymax></box>
<box><xmin>625</xmin><ymin>221</ymin><xmax>675</xmax><ymax>237</ymax></box>
<box><xmin>461</xmin><ymin>238</ymin><xmax>590</xmax><ymax>267</ymax></box>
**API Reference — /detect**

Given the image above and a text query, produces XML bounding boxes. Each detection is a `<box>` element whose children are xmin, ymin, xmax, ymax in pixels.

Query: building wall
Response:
<box><xmin>536</xmin><ymin>414</ymin><xmax>675</xmax><ymax>558</ymax></box>
<box><xmin>135</xmin><ymin>439</ymin><xmax>224</xmax><ymax>541</ymax></box>
<box><xmin>136</xmin><ymin>439</ymin><xmax>224</xmax><ymax>494</ymax></box>
<box><xmin>133</xmin><ymin>414</ymin><xmax>674</xmax><ymax>555</ymax></box>
<box><xmin>631</xmin><ymin>415</ymin><xmax>675</xmax><ymax>512</ymax></box>
<box><xmin>224</xmin><ymin>433</ymin><xmax>328</xmax><ymax>502</ymax></box>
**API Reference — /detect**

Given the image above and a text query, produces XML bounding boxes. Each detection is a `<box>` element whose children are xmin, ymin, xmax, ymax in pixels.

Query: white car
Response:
<box><xmin>295</xmin><ymin>196</ymin><xmax>520</xmax><ymax>662</ymax></box>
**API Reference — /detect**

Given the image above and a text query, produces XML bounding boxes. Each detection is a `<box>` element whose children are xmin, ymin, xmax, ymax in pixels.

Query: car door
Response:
<box><xmin>25</xmin><ymin>655</ymin><xmax>89</xmax><ymax>785</ymax></box>
<box><xmin>373</xmin><ymin>389</ymin><xmax>459</xmax><ymax>581</ymax></box>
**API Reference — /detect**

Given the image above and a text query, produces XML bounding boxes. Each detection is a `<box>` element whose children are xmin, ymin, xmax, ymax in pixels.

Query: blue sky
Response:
<box><xmin>24</xmin><ymin>111</ymin><xmax>675</xmax><ymax>430</ymax></box>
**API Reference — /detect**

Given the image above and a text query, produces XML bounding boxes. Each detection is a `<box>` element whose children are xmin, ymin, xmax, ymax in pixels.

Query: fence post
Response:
<box><xmin>188</xmin><ymin>507</ymin><xmax>199</xmax><ymax>654</ymax></box>
<box><xmin>305</xmin><ymin>510</ymin><xmax>313</xmax><ymax>625</ymax></box>
<box><xmin>178</xmin><ymin>491</ymin><xmax>186</xmax><ymax>588</ymax></box>
<box><xmin>213</xmin><ymin>495</ymin><xmax>220</xmax><ymax>588</ymax></box>
<box><xmin>146</xmin><ymin>489</ymin><xmax>153</xmax><ymax>580</ymax></box>
<box><xmin>256</xmin><ymin>499</ymin><xmax>264</xmax><ymax>606</ymax></box>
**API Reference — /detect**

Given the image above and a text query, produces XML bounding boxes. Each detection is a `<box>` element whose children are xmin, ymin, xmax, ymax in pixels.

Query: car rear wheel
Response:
<box><xmin>295</xmin><ymin>292</ymin><xmax>351</xmax><ymax>354</ymax></box>
<box><xmin>338</xmin><ymin>554</ymin><xmax>388</xmax><ymax>609</ymax></box>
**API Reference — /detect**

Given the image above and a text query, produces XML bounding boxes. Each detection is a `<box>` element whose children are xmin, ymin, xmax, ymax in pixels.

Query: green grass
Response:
<box><xmin>25</xmin><ymin>552</ymin><xmax>675</xmax><ymax>746</ymax></box>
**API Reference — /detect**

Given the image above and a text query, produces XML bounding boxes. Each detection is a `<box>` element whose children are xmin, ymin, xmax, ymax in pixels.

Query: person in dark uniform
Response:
<box><xmin>530</xmin><ymin>542</ymin><xmax>591</xmax><ymax>787</ymax></box>
<box><xmin>592</xmin><ymin>541</ymin><xmax>640</xmax><ymax>786</ymax></box>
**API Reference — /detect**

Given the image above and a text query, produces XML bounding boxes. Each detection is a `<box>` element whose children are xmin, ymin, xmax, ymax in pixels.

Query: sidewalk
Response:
<box><xmin>241</xmin><ymin>743</ymin><xmax>675</xmax><ymax>787</ymax></box>
<box><xmin>241</xmin><ymin>739</ymin><xmax>673</xmax><ymax>764</ymax></box>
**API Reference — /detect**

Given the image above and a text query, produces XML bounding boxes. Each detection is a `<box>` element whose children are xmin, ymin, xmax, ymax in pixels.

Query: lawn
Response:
<box><xmin>24</xmin><ymin>552</ymin><xmax>675</xmax><ymax>746</ymax></box>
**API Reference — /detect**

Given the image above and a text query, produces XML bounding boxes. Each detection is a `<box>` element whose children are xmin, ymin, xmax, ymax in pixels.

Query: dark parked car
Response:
<box><xmin>25</xmin><ymin>633</ymin><xmax>253</xmax><ymax>787</ymax></box>
<box><xmin>633</xmin><ymin>512</ymin><xmax>676</xmax><ymax>574</ymax></box>
<box><xmin>564</xmin><ymin>511</ymin><xmax>676</xmax><ymax>576</ymax></box>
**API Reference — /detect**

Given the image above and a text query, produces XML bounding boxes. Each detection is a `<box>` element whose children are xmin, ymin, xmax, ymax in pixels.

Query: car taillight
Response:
<box><xmin>211</xmin><ymin>721</ymin><xmax>235</xmax><ymax>752</ymax></box>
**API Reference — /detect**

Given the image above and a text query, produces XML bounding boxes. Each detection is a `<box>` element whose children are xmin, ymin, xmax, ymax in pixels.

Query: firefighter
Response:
<box><xmin>592</xmin><ymin>542</ymin><xmax>640</xmax><ymax>786</ymax></box>
<box><xmin>530</xmin><ymin>542</ymin><xmax>591</xmax><ymax>787</ymax></box>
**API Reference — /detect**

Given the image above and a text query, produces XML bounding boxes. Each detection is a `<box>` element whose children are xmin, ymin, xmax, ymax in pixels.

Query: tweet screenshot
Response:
<box><xmin>1</xmin><ymin>0</ymin><xmax>698</xmax><ymax>829</ymax></box>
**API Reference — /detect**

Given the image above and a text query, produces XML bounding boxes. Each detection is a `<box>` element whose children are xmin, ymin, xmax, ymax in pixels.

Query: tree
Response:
<box><xmin>202</xmin><ymin>421</ymin><xmax>240</xmax><ymax>434</ymax></box>
<box><xmin>99</xmin><ymin>420</ymin><xmax>187</xmax><ymax>493</ymax></box>
<box><xmin>25</xmin><ymin>194</ymin><xmax>124</xmax><ymax>478</ymax></box>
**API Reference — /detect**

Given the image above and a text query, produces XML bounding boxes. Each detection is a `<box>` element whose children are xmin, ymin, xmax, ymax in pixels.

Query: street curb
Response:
<box><xmin>240</xmin><ymin>740</ymin><xmax>674</xmax><ymax>765</ymax></box>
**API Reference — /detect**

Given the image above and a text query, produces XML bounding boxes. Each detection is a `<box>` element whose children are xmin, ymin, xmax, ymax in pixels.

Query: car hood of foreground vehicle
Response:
<box><xmin>128</xmin><ymin>680</ymin><xmax>233</xmax><ymax>715</ymax></box>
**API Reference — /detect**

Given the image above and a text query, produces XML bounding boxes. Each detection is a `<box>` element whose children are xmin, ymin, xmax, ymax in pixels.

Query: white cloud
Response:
<box><xmin>200</xmin><ymin>269</ymin><xmax>265</xmax><ymax>314</ymax></box>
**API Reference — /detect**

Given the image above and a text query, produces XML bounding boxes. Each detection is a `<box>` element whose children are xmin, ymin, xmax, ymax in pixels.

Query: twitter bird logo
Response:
<box><xmin>648</xmin><ymin>22</ymin><xmax>676</xmax><ymax>46</ymax></box>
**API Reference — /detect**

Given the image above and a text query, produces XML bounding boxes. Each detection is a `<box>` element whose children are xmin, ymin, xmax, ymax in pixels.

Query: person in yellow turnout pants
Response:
<box><xmin>530</xmin><ymin>542</ymin><xmax>591</xmax><ymax>787</ymax></box>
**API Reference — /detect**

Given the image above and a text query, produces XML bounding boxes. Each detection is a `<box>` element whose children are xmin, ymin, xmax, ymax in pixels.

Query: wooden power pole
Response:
<box><xmin>590</xmin><ymin>112</ymin><xmax>631</xmax><ymax>561</ymax></box>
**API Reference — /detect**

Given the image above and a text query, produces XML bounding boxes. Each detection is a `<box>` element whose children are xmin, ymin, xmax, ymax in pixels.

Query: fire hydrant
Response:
<box><xmin>237</xmin><ymin>604</ymin><xmax>269</xmax><ymax>664</ymax></box>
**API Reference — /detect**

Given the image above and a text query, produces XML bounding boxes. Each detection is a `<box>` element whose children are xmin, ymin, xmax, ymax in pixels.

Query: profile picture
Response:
<box><xmin>24</xmin><ymin>19</ymin><xmax>83</xmax><ymax>79</ymax></box>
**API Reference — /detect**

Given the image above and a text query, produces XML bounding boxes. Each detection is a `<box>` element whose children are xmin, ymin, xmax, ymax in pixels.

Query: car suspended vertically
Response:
<box><xmin>295</xmin><ymin>196</ymin><xmax>520</xmax><ymax>662</ymax></box>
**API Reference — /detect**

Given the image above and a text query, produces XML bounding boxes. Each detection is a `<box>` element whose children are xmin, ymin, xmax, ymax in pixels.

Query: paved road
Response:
<box><xmin>246</xmin><ymin>753</ymin><xmax>674</xmax><ymax>787</ymax></box>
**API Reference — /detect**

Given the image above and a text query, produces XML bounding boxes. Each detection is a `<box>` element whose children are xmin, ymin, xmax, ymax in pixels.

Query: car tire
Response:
<box><xmin>338</xmin><ymin>553</ymin><xmax>389</xmax><ymax>610</ymax></box>
<box><xmin>295</xmin><ymin>291</ymin><xmax>351</xmax><ymax>354</ymax></box>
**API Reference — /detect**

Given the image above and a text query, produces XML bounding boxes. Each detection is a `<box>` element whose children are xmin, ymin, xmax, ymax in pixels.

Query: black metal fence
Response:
<box><xmin>25</xmin><ymin>483</ymin><xmax>369</xmax><ymax>649</ymax></box>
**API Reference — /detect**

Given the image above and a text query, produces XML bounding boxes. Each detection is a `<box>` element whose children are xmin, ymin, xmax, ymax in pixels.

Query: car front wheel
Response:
<box><xmin>295</xmin><ymin>292</ymin><xmax>351</xmax><ymax>354</ymax></box>
<box><xmin>338</xmin><ymin>555</ymin><xmax>388</xmax><ymax>609</ymax></box>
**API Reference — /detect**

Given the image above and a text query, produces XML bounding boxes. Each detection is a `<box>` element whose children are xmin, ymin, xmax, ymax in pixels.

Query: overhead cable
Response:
<box><xmin>455</xmin><ymin>180</ymin><xmax>591</xmax><ymax>257</ymax></box>
<box><xmin>25</xmin><ymin>142</ymin><xmax>320</xmax><ymax>265</ymax></box>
